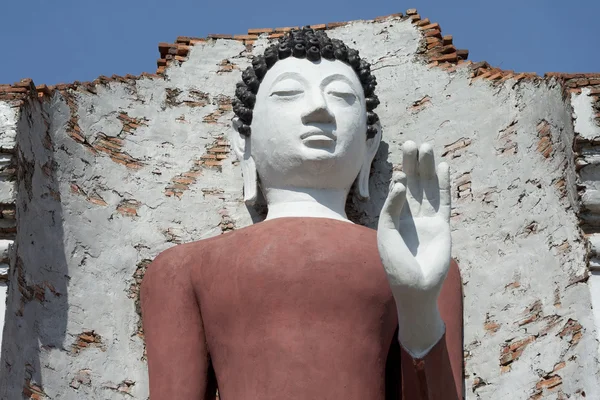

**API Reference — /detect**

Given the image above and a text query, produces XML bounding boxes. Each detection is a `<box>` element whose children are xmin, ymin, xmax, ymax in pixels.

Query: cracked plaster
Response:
<box><xmin>0</xmin><ymin>17</ymin><xmax>599</xmax><ymax>399</ymax></box>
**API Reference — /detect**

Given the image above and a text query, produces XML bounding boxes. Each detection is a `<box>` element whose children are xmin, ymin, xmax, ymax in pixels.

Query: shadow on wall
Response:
<box><xmin>0</xmin><ymin>97</ymin><xmax>69</xmax><ymax>399</ymax></box>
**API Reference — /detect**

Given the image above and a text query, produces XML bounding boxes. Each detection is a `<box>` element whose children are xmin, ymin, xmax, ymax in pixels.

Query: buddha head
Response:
<box><xmin>231</xmin><ymin>27</ymin><xmax>382</xmax><ymax>206</ymax></box>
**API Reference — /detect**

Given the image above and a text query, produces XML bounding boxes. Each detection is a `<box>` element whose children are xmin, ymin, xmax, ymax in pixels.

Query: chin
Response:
<box><xmin>301</xmin><ymin>145</ymin><xmax>337</xmax><ymax>160</ymax></box>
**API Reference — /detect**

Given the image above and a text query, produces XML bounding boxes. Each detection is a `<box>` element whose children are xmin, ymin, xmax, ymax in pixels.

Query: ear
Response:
<box><xmin>231</xmin><ymin>117</ymin><xmax>258</xmax><ymax>205</ymax></box>
<box><xmin>357</xmin><ymin>122</ymin><xmax>382</xmax><ymax>200</ymax></box>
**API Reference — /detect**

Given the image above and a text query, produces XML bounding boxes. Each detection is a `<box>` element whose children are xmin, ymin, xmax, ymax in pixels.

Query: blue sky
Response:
<box><xmin>0</xmin><ymin>0</ymin><xmax>598</xmax><ymax>85</ymax></box>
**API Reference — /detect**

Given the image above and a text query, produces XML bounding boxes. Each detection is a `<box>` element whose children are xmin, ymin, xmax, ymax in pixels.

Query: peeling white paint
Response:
<box><xmin>0</xmin><ymin>102</ymin><xmax>18</xmax><ymax>150</ymax></box>
<box><xmin>572</xmin><ymin>88</ymin><xmax>600</xmax><ymax>142</ymax></box>
<box><xmin>0</xmin><ymin>17</ymin><xmax>599</xmax><ymax>399</ymax></box>
<box><xmin>0</xmin><ymin>102</ymin><xmax>15</xmax><ymax>359</ymax></box>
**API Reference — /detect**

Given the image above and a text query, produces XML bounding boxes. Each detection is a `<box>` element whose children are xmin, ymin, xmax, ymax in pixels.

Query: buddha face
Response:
<box><xmin>249</xmin><ymin>57</ymin><xmax>370</xmax><ymax>192</ymax></box>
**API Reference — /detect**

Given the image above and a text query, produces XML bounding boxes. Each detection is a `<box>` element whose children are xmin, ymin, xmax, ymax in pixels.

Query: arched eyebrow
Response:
<box><xmin>320</xmin><ymin>74</ymin><xmax>359</xmax><ymax>91</ymax></box>
<box><xmin>269</xmin><ymin>71</ymin><xmax>307</xmax><ymax>89</ymax></box>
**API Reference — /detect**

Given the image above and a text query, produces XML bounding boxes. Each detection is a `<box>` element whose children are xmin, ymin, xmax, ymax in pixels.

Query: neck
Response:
<box><xmin>263</xmin><ymin>187</ymin><xmax>352</xmax><ymax>223</ymax></box>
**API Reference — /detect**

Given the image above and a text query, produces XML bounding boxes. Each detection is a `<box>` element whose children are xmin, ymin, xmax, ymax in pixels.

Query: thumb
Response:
<box><xmin>379</xmin><ymin>173</ymin><xmax>407</xmax><ymax>231</ymax></box>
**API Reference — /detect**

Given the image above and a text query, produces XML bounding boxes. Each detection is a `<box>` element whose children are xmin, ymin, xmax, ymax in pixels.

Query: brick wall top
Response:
<box><xmin>1</xmin><ymin>9</ymin><xmax>599</xmax><ymax>107</ymax></box>
<box><xmin>0</xmin><ymin>73</ymin><xmax>162</xmax><ymax>109</ymax></box>
<box><xmin>151</xmin><ymin>8</ymin><xmax>544</xmax><ymax>85</ymax></box>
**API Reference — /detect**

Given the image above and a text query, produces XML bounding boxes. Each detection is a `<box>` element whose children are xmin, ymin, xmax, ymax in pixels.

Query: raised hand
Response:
<box><xmin>377</xmin><ymin>141</ymin><xmax>452</xmax><ymax>358</ymax></box>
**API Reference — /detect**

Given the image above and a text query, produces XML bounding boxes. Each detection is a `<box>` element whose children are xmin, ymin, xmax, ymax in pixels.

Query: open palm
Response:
<box><xmin>377</xmin><ymin>141</ymin><xmax>451</xmax><ymax>357</ymax></box>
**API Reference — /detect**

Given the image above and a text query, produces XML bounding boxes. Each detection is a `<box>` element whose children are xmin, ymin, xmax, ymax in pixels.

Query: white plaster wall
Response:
<box><xmin>0</xmin><ymin>17</ymin><xmax>598</xmax><ymax>399</ymax></box>
<box><xmin>572</xmin><ymin>88</ymin><xmax>600</xmax><ymax>142</ymax></box>
<box><xmin>571</xmin><ymin>88</ymin><xmax>600</xmax><ymax>364</ymax></box>
<box><xmin>589</xmin><ymin>272</ymin><xmax>600</xmax><ymax>352</ymax></box>
<box><xmin>0</xmin><ymin>283</ymin><xmax>5</xmax><ymax>349</ymax></box>
<box><xmin>0</xmin><ymin>102</ymin><xmax>17</xmax><ymax>355</ymax></box>
<box><xmin>0</xmin><ymin>102</ymin><xmax>18</xmax><ymax>150</ymax></box>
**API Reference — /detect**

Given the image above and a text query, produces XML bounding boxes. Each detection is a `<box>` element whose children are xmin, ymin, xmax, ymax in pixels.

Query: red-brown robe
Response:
<box><xmin>141</xmin><ymin>217</ymin><xmax>463</xmax><ymax>399</ymax></box>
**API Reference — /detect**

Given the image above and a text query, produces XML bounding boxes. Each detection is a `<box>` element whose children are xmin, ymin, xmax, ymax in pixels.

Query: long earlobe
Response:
<box><xmin>231</xmin><ymin>118</ymin><xmax>258</xmax><ymax>205</ymax></box>
<box><xmin>357</xmin><ymin>163</ymin><xmax>371</xmax><ymax>200</ymax></box>
<box><xmin>357</xmin><ymin>123</ymin><xmax>383</xmax><ymax>200</ymax></box>
<box><xmin>241</xmin><ymin>155</ymin><xmax>258</xmax><ymax>205</ymax></box>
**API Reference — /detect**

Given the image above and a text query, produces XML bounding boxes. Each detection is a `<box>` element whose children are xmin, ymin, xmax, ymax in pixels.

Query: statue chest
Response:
<box><xmin>193</xmin><ymin>218</ymin><xmax>398</xmax><ymax>348</ymax></box>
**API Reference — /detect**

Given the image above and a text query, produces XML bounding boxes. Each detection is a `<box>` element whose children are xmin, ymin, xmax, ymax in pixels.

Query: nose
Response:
<box><xmin>301</xmin><ymin>88</ymin><xmax>335</xmax><ymax>125</ymax></box>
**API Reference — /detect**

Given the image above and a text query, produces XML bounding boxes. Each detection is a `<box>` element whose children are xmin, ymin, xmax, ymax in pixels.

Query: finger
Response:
<box><xmin>417</xmin><ymin>143</ymin><xmax>436</xmax><ymax>180</ymax></box>
<box><xmin>437</xmin><ymin>162</ymin><xmax>451</xmax><ymax>219</ymax></box>
<box><xmin>389</xmin><ymin>171</ymin><xmax>407</xmax><ymax>192</ymax></box>
<box><xmin>418</xmin><ymin>143</ymin><xmax>439</xmax><ymax>216</ymax></box>
<box><xmin>402</xmin><ymin>141</ymin><xmax>418</xmax><ymax>177</ymax></box>
<box><xmin>402</xmin><ymin>141</ymin><xmax>422</xmax><ymax>214</ymax></box>
<box><xmin>380</xmin><ymin>182</ymin><xmax>407</xmax><ymax>230</ymax></box>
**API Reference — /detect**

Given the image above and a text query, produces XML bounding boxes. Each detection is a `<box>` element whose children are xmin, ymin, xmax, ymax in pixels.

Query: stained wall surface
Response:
<box><xmin>1</xmin><ymin>15</ymin><xmax>599</xmax><ymax>399</ymax></box>
<box><xmin>0</xmin><ymin>101</ymin><xmax>18</xmax><ymax>352</ymax></box>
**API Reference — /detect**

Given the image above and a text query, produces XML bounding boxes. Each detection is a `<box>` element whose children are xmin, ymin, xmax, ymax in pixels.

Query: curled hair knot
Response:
<box><xmin>366</xmin><ymin>125</ymin><xmax>378</xmax><ymax>139</ymax></box>
<box><xmin>292</xmin><ymin>43</ymin><xmax>306</xmax><ymax>58</ymax></box>
<box><xmin>307</xmin><ymin>46</ymin><xmax>321</xmax><ymax>61</ymax></box>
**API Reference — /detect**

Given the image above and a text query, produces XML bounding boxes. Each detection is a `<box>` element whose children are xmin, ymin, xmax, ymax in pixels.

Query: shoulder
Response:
<box><xmin>141</xmin><ymin>228</ymin><xmax>256</xmax><ymax>289</ymax></box>
<box><xmin>141</xmin><ymin>241</ymin><xmax>207</xmax><ymax>294</ymax></box>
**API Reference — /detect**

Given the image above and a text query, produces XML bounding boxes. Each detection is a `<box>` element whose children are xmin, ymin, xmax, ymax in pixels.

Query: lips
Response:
<box><xmin>300</xmin><ymin>130</ymin><xmax>337</xmax><ymax>142</ymax></box>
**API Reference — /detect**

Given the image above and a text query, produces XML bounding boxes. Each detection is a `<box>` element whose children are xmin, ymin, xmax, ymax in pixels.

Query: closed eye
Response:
<box><xmin>327</xmin><ymin>91</ymin><xmax>356</xmax><ymax>104</ymax></box>
<box><xmin>271</xmin><ymin>90</ymin><xmax>304</xmax><ymax>97</ymax></box>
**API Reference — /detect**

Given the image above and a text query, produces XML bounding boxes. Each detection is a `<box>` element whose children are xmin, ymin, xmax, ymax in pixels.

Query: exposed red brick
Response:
<box><xmin>103</xmin><ymin>380</ymin><xmax>135</xmax><ymax>394</ymax></box>
<box><xmin>546</xmin><ymin>72</ymin><xmax>600</xmax><ymax>79</ymax></box>
<box><xmin>408</xmin><ymin>95</ymin><xmax>431</xmax><ymax>113</ymax></box>
<box><xmin>70</xmin><ymin>369</ymin><xmax>92</xmax><ymax>389</ymax></box>
<box><xmin>71</xmin><ymin>330</ymin><xmax>104</xmax><ymax>354</ymax></box>
<box><xmin>233</xmin><ymin>34</ymin><xmax>258</xmax><ymax>40</ymax></box>
<box><xmin>273</xmin><ymin>26</ymin><xmax>299</xmax><ymax>33</ymax></box>
<box><xmin>218</xmin><ymin>59</ymin><xmax>239</xmax><ymax>74</ymax></box>
<box><xmin>327</xmin><ymin>22</ymin><xmax>348</xmax><ymax>28</ymax></box>
<box><xmin>70</xmin><ymin>183</ymin><xmax>108</xmax><ymax>206</ymax></box>
<box><xmin>553</xmin><ymin>361</ymin><xmax>566</xmax><ymax>372</ymax></box>
<box><xmin>500</xmin><ymin>336</ymin><xmax>536</xmax><ymax>367</ymax></box>
<box><xmin>424</xmin><ymin>29</ymin><xmax>442</xmax><ymax>39</ymax></box>
<box><xmin>116</xmin><ymin>199</ymin><xmax>141</xmax><ymax>217</ymax></box>
<box><xmin>208</xmin><ymin>33</ymin><xmax>233</xmax><ymax>39</ymax></box>
<box><xmin>536</xmin><ymin>375</ymin><xmax>562</xmax><ymax>390</ymax></box>
<box><xmin>189</xmin><ymin>38</ymin><xmax>207</xmax><ymax>45</ymax></box>
<box><xmin>484</xmin><ymin>321</ymin><xmax>500</xmax><ymax>333</ymax></box>
<box><xmin>374</xmin><ymin>13</ymin><xmax>403</xmax><ymax>22</ymax></box>
<box><xmin>219</xmin><ymin>208</ymin><xmax>236</xmax><ymax>233</ymax></box>
<box><xmin>248</xmin><ymin>28</ymin><xmax>273</xmax><ymax>35</ymax></box>
<box><xmin>164</xmin><ymin>137</ymin><xmax>229</xmax><ymax>197</ymax></box>
<box><xmin>456</xmin><ymin>172</ymin><xmax>473</xmax><ymax>201</ymax></box>
<box><xmin>442</xmin><ymin>138</ymin><xmax>471</xmax><ymax>158</ymax></box>
<box><xmin>518</xmin><ymin>300</ymin><xmax>543</xmax><ymax>326</ymax></box>
<box><xmin>472</xmin><ymin>377</ymin><xmax>487</xmax><ymax>392</ymax></box>
<box><xmin>23</xmin><ymin>379</ymin><xmax>46</xmax><ymax>400</ymax></box>
<box><xmin>419</xmin><ymin>22</ymin><xmax>440</xmax><ymax>31</ymax></box>
<box><xmin>176</xmin><ymin>44</ymin><xmax>191</xmax><ymax>56</ymax></box>
<box><xmin>128</xmin><ymin>258</ymin><xmax>151</xmax><ymax>358</ymax></box>
<box><xmin>558</xmin><ymin>318</ymin><xmax>583</xmax><ymax>346</ymax></box>
<box><xmin>92</xmin><ymin>133</ymin><xmax>143</xmax><ymax>169</ymax></box>
<box><xmin>117</xmin><ymin>112</ymin><xmax>148</xmax><ymax>134</ymax></box>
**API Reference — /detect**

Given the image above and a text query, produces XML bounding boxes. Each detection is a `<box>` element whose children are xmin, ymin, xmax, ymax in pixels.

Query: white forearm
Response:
<box><xmin>395</xmin><ymin>301</ymin><xmax>445</xmax><ymax>359</ymax></box>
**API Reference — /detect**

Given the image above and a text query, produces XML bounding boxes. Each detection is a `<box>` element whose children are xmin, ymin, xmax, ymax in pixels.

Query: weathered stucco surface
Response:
<box><xmin>0</xmin><ymin>101</ymin><xmax>18</xmax><ymax>354</ymax></box>
<box><xmin>571</xmin><ymin>87</ymin><xmax>600</xmax><ymax>358</ymax></box>
<box><xmin>1</xmin><ymin>16</ymin><xmax>599</xmax><ymax>399</ymax></box>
